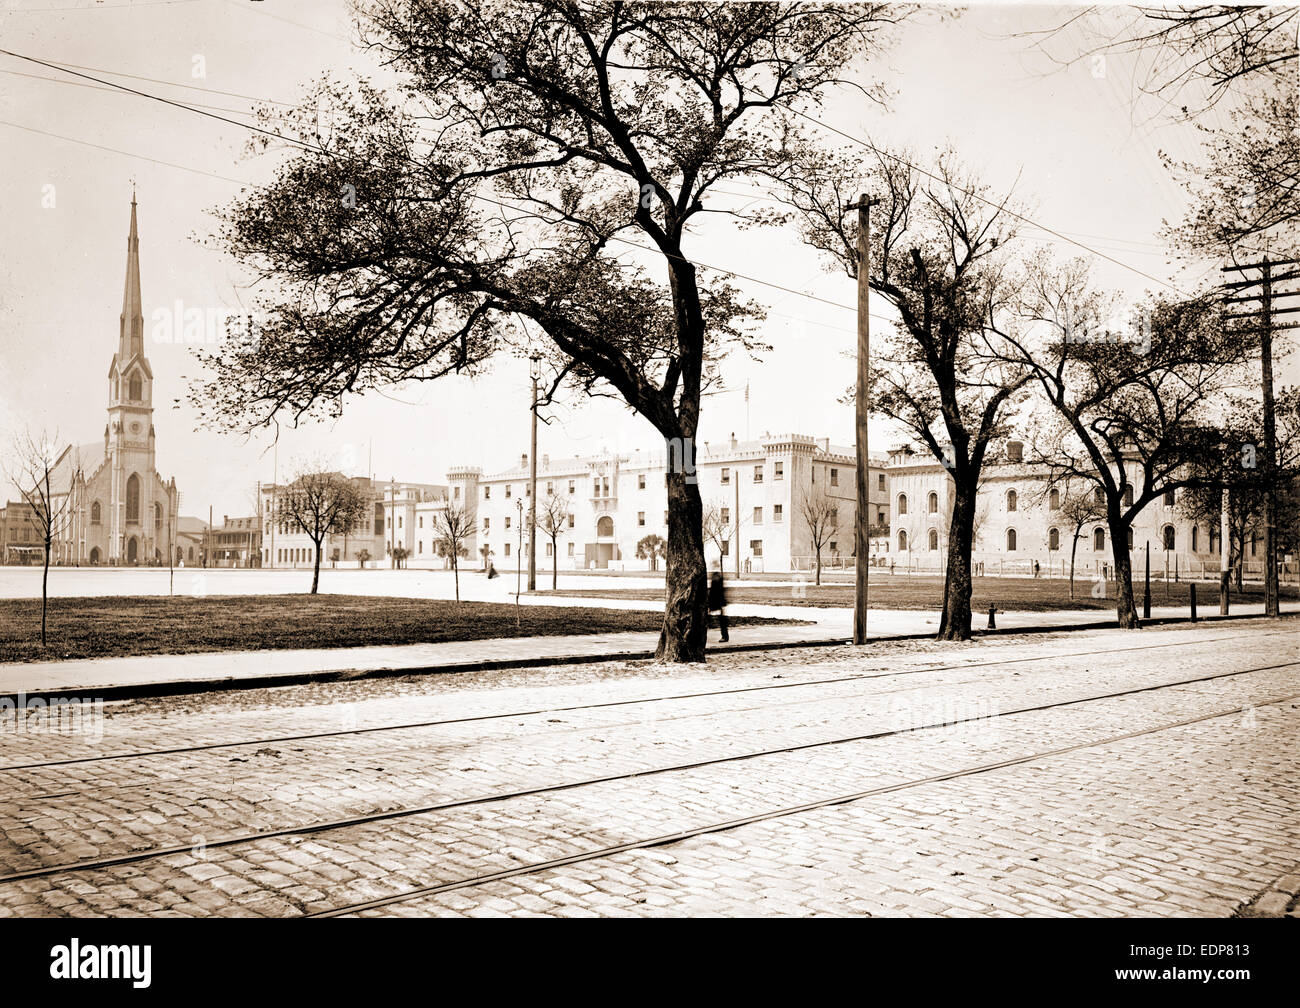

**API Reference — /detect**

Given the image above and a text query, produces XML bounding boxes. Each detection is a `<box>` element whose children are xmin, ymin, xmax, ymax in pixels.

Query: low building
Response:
<box><xmin>208</xmin><ymin>515</ymin><xmax>262</xmax><ymax>568</ymax></box>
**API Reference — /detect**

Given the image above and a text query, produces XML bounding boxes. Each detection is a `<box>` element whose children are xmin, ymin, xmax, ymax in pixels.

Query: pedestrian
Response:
<box><xmin>708</xmin><ymin>563</ymin><xmax>729</xmax><ymax>643</ymax></box>
<box><xmin>889</xmin><ymin>558</ymin><xmax>896</xmax><ymax>576</ymax></box>
<box><xmin>1033</xmin><ymin>559</ymin><xmax>1040</xmax><ymax>578</ymax></box>
<box><xmin>486</xmin><ymin>559</ymin><xmax>499</xmax><ymax>580</ymax></box>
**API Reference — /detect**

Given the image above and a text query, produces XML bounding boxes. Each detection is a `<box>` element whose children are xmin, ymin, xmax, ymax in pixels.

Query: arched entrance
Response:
<box><xmin>127</xmin><ymin>536</ymin><xmax>139</xmax><ymax>565</ymax></box>
<box><xmin>586</xmin><ymin>515</ymin><xmax>619</xmax><ymax>569</ymax></box>
<box><xmin>89</xmin><ymin>547</ymin><xmax>101</xmax><ymax>565</ymax></box>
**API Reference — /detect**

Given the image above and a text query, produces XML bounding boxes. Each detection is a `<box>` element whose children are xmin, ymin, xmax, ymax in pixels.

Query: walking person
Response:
<box><xmin>708</xmin><ymin>563</ymin><xmax>729</xmax><ymax>643</ymax></box>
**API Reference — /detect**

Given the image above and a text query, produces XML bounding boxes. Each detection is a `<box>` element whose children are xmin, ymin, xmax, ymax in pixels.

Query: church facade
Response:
<box><xmin>47</xmin><ymin>196</ymin><xmax>179</xmax><ymax>565</ymax></box>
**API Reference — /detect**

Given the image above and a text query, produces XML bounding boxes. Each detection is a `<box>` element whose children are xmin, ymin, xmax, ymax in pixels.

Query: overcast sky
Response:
<box><xmin>1</xmin><ymin>1</ymin><xmax>1292</xmax><ymax>518</ymax></box>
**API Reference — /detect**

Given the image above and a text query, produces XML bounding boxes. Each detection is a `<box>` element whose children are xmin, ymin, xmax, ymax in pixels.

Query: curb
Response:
<box><xmin>4</xmin><ymin>609</ymin><xmax>1296</xmax><ymax>706</ymax></box>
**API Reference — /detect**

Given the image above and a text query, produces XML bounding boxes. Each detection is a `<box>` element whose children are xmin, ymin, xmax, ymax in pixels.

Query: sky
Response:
<box><xmin>0</xmin><ymin>0</ymin><xmax>1293</xmax><ymax>518</ymax></box>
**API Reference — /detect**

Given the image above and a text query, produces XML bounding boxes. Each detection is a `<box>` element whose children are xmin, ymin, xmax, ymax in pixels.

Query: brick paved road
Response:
<box><xmin>1</xmin><ymin>619</ymin><xmax>1297</xmax><ymax>917</ymax></box>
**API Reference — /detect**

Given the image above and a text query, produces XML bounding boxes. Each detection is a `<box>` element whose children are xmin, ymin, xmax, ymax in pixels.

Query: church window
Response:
<box><xmin>129</xmin><ymin>373</ymin><xmax>143</xmax><ymax>402</ymax></box>
<box><xmin>126</xmin><ymin>473</ymin><xmax>141</xmax><ymax>523</ymax></box>
<box><xmin>91</xmin><ymin>501</ymin><xmax>102</xmax><ymax>524</ymax></box>
<box><xmin>155</xmin><ymin>502</ymin><xmax>163</xmax><ymax>527</ymax></box>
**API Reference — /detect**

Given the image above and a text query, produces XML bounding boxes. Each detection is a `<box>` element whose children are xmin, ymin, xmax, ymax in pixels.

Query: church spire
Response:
<box><xmin>119</xmin><ymin>191</ymin><xmax>144</xmax><ymax>361</ymax></box>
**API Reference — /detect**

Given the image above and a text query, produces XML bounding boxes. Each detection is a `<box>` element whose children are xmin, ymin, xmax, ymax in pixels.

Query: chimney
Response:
<box><xmin>1006</xmin><ymin>440</ymin><xmax>1024</xmax><ymax>463</ymax></box>
<box><xmin>542</xmin><ymin>454</ymin><xmax>549</xmax><ymax>468</ymax></box>
<box><xmin>520</xmin><ymin>453</ymin><xmax>528</xmax><ymax>470</ymax></box>
<box><xmin>730</xmin><ymin>432</ymin><xmax>737</xmax><ymax>449</ymax></box>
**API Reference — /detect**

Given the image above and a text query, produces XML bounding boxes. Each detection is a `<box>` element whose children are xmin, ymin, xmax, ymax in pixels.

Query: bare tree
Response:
<box><xmin>799</xmin><ymin>489</ymin><xmax>840</xmax><ymax>585</ymax></box>
<box><xmin>276</xmin><ymin>466</ymin><xmax>371</xmax><ymax>593</ymax></box>
<box><xmin>532</xmin><ymin>493</ymin><xmax>571</xmax><ymax>589</ymax></box>
<box><xmin>431</xmin><ymin>501</ymin><xmax>476</xmax><ymax>600</ymax></box>
<box><xmin>771</xmin><ymin>148</ymin><xmax>1032</xmax><ymax>638</ymax></box>
<box><xmin>6</xmin><ymin>430</ymin><xmax>72</xmax><ymax>646</ymax></box>
<box><xmin>702</xmin><ymin>498</ymin><xmax>747</xmax><ymax>573</ymax></box>
<box><xmin>999</xmin><ymin>264</ymin><xmax>1243</xmax><ymax>625</ymax></box>
<box><xmin>196</xmin><ymin>1</ymin><xmax>904</xmax><ymax>662</ymax></box>
<box><xmin>1052</xmin><ymin>481</ymin><xmax>1106</xmax><ymax>599</ymax></box>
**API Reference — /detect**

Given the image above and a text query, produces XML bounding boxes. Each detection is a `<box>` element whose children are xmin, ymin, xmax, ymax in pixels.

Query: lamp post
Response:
<box><xmin>528</xmin><ymin>352</ymin><xmax>541</xmax><ymax>592</ymax></box>
<box><xmin>515</xmin><ymin>498</ymin><xmax>524</xmax><ymax>628</ymax></box>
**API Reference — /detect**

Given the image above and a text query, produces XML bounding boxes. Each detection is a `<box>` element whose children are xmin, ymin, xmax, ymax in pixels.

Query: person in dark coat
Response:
<box><xmin>708</xmin><ymin>564</ymin><xmax>729</xmax><ymax>643</ymax></box>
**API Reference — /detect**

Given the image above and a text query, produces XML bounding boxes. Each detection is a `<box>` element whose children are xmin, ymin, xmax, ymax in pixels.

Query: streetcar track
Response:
<box><xmin>308</xmin><ymin>687</ymin><xmax>1300</xmax><ymax>917</ymax></box>
<box><xmin>3</xmin><ymin>628</ymin><xmax>1288</xmax><ymax>773</ymax></box>
<box><xmin>2</xmin><ymin>656</ymin><xmax>1295</xmax><ymax>886</ymax></box>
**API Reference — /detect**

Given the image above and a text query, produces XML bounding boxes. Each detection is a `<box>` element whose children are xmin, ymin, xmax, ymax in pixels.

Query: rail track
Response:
<box><xmin>3</xmin><ymin>628</ymin><xmax>1288</xmax><ymax>773</ymax></box>
<box><xmin>2</xmin><ymin>654</ymin><xmax>1295</xmax><ymax>890</ymax></box>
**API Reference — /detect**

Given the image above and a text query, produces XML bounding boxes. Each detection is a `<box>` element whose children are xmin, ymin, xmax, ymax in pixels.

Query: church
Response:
<box><xmin>46</xmin><ymin>195</ymin><xmax>180</xmax><ymax>565</ymax></box>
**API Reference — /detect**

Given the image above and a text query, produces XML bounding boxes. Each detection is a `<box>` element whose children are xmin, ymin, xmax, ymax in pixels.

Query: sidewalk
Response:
<box><xmin>3</xmin><ymin>600</ymin><xmax>1296</xmax><ymax>701</ymax></box>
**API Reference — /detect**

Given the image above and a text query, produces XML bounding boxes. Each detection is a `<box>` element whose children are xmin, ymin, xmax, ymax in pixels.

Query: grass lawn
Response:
<box><xmin>542</xmin><ymin>574</ymin><xmax>1299</xmax><ymax>612</ymax></box>
<box><xmin>0</xmin><ymin>595</ymin><xmax>806</xmax><ymax>663</ymax></box>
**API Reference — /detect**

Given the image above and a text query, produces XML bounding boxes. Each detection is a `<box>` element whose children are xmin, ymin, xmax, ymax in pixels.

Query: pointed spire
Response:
<box><xmin>119</xmin><ymin>191</ymin><xmax>143</xmax><ymax>362</ymax></box>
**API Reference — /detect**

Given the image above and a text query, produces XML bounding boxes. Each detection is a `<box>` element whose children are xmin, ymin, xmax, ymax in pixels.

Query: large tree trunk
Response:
<box><xmin>1108</xmin><ymin>517</ymin><xmax>1139</xmax><ymax>628</ymax></box>
<box><xmin>311</xmin><ymin>543</ymin><xmax>322</xmax><ymax>594</ymax></box>
<box><xmin>657</xmin><ymin>468</ymin><xmax>707</xmax><ymax>662</ymax></box>
<box><xmin>937</xmin><ymin>481</ymin><xmax>976</xmax><ymax>641</ymax></box>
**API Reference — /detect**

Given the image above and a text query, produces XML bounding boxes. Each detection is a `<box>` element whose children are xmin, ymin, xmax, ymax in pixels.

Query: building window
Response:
<box><xmin>568</xmin><ymin>480</ymin><xmax>575</xmax><ymax>494</ymax></box>
<box><xmin>419</xmin><ymin>516</ymin><xmax>424</xmax><ymax>528</ymax></box>
<box><xmin>546</xmin><ymin>481</ymin><xmax>553</xmax><ymax>495</ymax></box>
<box><xmin>484</xmin><ymin>486</ymin><xmax>491</xmax><ymax>499</ymax></box>
<box><xmin>774</xmin><ymin>504</ymin><xmax>783</xmax><ymax>522</ymax></box>
<box><xmin>1049</xmin><ymin>488</ymin><xmax>1060</xmax><ymax>510</ymax></box>
<box><xmin>638</xmin><ymin>474</ymin><xmax>646</xmax><ymax>490</ymax></box>
<box><xmin>504</xmin><ymin>543</ymin><xmax>510</xmax><ymax>556</ymax></box>
<box><xmin>128</xmin><ymin>373</ymin><xmax>142</xmax><ymax>401</ymax></box>
<box><xmin>753</xmin><ymin>507</ymin><xmax>763</xmax><ymax>525</ymax></box>
<box><xmin>398</xmin><ymin>515</ymin><xmax>403</xmax><ymax>529</ymax></box>
<box><xmin>638</xmin><ymin>511</ymin><xmax>646</xmax><ymax>527</ymax></box>
<box><xmin>829</xmin><ymin>541</ymin><xmax>838</xmax><ymax>553</ymax></box>
<box><xmin>506</xmin><ymin>485</ymin><xmax>512</xmax><ymax>498</ymax></box>
<box><xmin>721</xmin><ymin>467</ymin><xmax>730</xmax><ymax>485</ymax></box>
<box><xmin>1191</xmin><ymin>525</ymin><xmax>1199</xmax><ymax>552</ymax></box>
<box><xmin>928</xmin><ymin>491</ymin><xmax>938</xmax><ymax>514</ymax></box>
<box><xmin>1251</xmin><ymin>530</ymin><xmax>1258</xmax><ymax>556</ymax></box>
<box><xmin>830</xmin><ymin>468</ymin><xmax>839</xmax><ymax>487</ymax></box>
<box><xmin>1163</xmin><ymin>525</ymin><xmax>1175</xmax><ymax>550</ymax></box>
<box><xmin>1007</xmin><ymin>528</ymin><xmax>1017</xmax><ymax>551</ymax></box>
<box><xmin>1128</xmin><ymin>528</ymin><xmax>1134</xmax><ymax>549</ymax></box>
<box><xmin>829</xmin><ymin>507</ymin><xmax>838</xmax><ymax>524</ymax></box>
<box><xmin>505</xmin><ymin>516</ymin><xmax>511</xmax><ymax>529</ymax></box>
<box><xmin>1164</xmin><ymin>490</ymin><xmax>1175</xmax><ymax>506</ymax></box>
<box><xmin>1007</xmin><ymin>489</ymin><xmax>1017</xmax><ymax>512</ymax></box>
<box><xmin>91</xmin><ymin>501</ymin><xmax>102</xmax><ymax>524</ymax></box>
<box><xmin>721</xmin><ymin>507</ymin><xmax>730</xmax><ymax>524</ymax></box>
<box><xmin>1094</xmin><ymin>527</ymin><xmax>1105</xmax><ymax>551</ymax></box>
<box><xmin>878</xmin><ymin>473</ymin><xmax>885</xmax><ymax>491</ymax></box>
<box><xmin>929</xmin><ymin>529</ymin><xmax>938</xmax><ymax>551</ymax></box>
<box><xmin>877</xmin><ymin>511</ymin><xmax>885</xmax><ymax>525</ymax></box>
<box><xmin>419</xmin><ymin>540</ymin><xmax>423</xmax><ymax>554</ymax></box>
<box><xmin>1123</xmin><ymin>485</ymin><xmax>1133</xmax><ymax>507</ymax></box>
<box><xmin>720</xmin><ymin>540</ymin><xmax>729</xmax><ymax>556</ymax></box>
<box><xmin>775</xmin><ymin>462</ymin><xmax>784</xmax><ymax>480</ymax></box>
<box><xmin>1093</xmin><ymin>486</ymin><xmax>1104</xmax><ymax>504</ymax></box>
<box><xmin>454</xmin><ymin>486</ymin><xmax>460</xmax><ymax>500</ymax></box>
<box><xmin>545</xmin><ymin>542</ymin><xmax>553</xmax><ymax>557</ymax></box>
<box><xmin>568</xmin><ymin>514</ymin><xmax>575</xmax><ymax>529</ymax></box>
<box><xmin>567</xmin><ymin>542</ymin><xmax>574</xmax><ymax>556</ymax></box>
<box><xmin>1049</xmin><ymin>527</ymin><xmax>1060</xmax><ymax>550</ymax></box>
<box><xmin>898</xmin><ymin>529</ymin><xmax>908</xmax><ymax>551</ymax></box>
<box><xmin>750</xmin><ymin>539</ymin><xmax>763</xmax><ymax>558</ymax></box>
<box><xmin>483</xmin><ymin>518</ymin><xmax>490</xmax><ymax>530</ymax></box>
<box><xmin>753</xmin><ymin>465</ymin><xmax>763</xmax><ymax>483</ymax></box>
<box><xmin>897</xmin><ymin>493</ymin><xmax>908</xmax><ymax>516</ymax></box>
<box><xmin>125</xmin><ymin>473</ymin><xmax>141</xmax><ymax>523</ymax></box>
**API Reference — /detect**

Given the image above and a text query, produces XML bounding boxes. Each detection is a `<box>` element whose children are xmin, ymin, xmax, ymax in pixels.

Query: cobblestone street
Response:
<box><xmin>2</xmin><ymin>618</ymin><xmax>1298</xmax><ymax>917</ymax></box>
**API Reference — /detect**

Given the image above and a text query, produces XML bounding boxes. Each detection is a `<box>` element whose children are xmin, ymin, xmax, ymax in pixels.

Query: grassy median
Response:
<box><xmin>0</xmin><ymin>595</ymin><xmax>805</xmax><ymax>663</ymax></box>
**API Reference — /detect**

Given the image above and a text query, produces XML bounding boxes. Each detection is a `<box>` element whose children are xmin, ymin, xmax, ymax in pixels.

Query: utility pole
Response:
<box><xmin>1222</xmin><ymin>256</ymin><xmax>1300</xmax><ymax>618</ymax></box>
<box><xmin>734</xmin><ymin>472</ymin><xmax>740</xmax><ymax>579</ymax></box>
<box><xmin>1220</xmin><ymin>487</ymin><xmax>1230</xmax><ymax>615</ymax></box>
<box><xmin>847</xmin><ymin>192</ymin><xmax>880</xmax><ymax>646</ymax></box>
<box><xmin>528</xmin><ymin>353</ymin><xmax>541</xmax><ymax>592</ymax></box>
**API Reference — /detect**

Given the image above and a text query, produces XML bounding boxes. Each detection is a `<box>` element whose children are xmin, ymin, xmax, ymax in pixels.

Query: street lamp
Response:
<box><xmin>528</xmin><ymin>351</ymin><xmax>542</xmax><ymax>592</ymax></box>
<box><xmin>515</xmin><ymin>497</ymin><xmax>525</xmax><ymax>626</ymax></box>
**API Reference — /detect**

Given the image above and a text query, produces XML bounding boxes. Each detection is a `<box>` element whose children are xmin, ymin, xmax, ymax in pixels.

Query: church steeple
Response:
<box><xmin>119</xmin><ymin>191</ymin><xmax>144</xmax><ymax>362</ymax></box>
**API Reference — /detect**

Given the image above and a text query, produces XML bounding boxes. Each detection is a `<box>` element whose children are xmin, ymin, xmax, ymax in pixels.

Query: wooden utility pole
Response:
<box><xmin>1220</xmin><ymin>487</ymin><xmax>1230</xmax><ymax>614</ymax></box>
<box><xmin>1222</xmin><ymin>256</ymin><xmax>1300</xmax><ymax>618</ymax></box>
<box><xmin>847</xmin><ymin>193</ymin><xmax>879</xmax><ymax>645</ymax></box>
<box><xmin>527</xmin><ymin>355</ymin><xmax>540</xmax><ymax>593</ymax></box>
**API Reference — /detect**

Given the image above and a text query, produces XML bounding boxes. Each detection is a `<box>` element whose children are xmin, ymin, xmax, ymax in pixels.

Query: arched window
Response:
<box><xmin>597</xmin><ymin>515</ymin><xmax>614</xmax><ymax>537</ymax></box>
<box><xmin>1093</xmin><ymin>527</ymin><xmax>1105</xmax><ymax>551</ymax></box>
<box><xmin>1007</xmin><ymin>489</ymin><xmax>1017</xmax><ymax>512</ymax></box>
<box><xmin>897</xmin><ymin>493</ymin><xmax>908</xmax><ymax>516</ymax></box>
<box><xmin>1163</xmin><ymin>525</ymin><xmax>1175</xmax><ymax>550</ymax></box>
<box><xmin>928</xmin><ymin>528</ymin><xmax>938</xmax><ymax>551</ymax></box>
<box><xmin>1123</xmin><ymin>485</ymin><xmax>1133</xmax><ymax>507</ymax></box>
<box><xmin>1049</xmin><ymin>527</ymin><xmax>1060</xmax><ymax>551</ymax></box>
<box><xmin>1191</xmin><ymin>526</ymin><xmax>1199</xmax><ymax>552</ymax></box>
<box><xmin>1164</xmin><ymin>490</ymin><xmax>1175</xmax><ymax>506</ymax></box>
<box><xmin>1006</xmin><ymin>528</ymin><xmax>1017</xmax><ymax>551</ymax></box>
<box><xmin>90</xmin><ymin>500</ymin><xmax>102</xmax><ymax>525</ymax></box>
<box><xmin>1049</xmin><ymin>489</ymin><xmax>1060</xmax><ymax>510</ymax></box>
<box><xmin>129</xmin><ymin>372</ymin><xmax>143</xmax><ymax>401</ymax></box>
<box><xmin>125</xmin><ymin>473</ymin><xmax>141</xmax><ymax>523</ymax></box>
<box><xmin>154</xmin><ymin>501</ymin><xmax>163</xmax><ymax>528</ymax></box>
<box><xmin>927</xmin><ymin>491</ymin><xmax>938</xmax><ymax>514</ymax></box>
<box><xmin>898</xmin><ymin>529</ymin><xmax>908</xmax><ymax>551</ymax></box>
